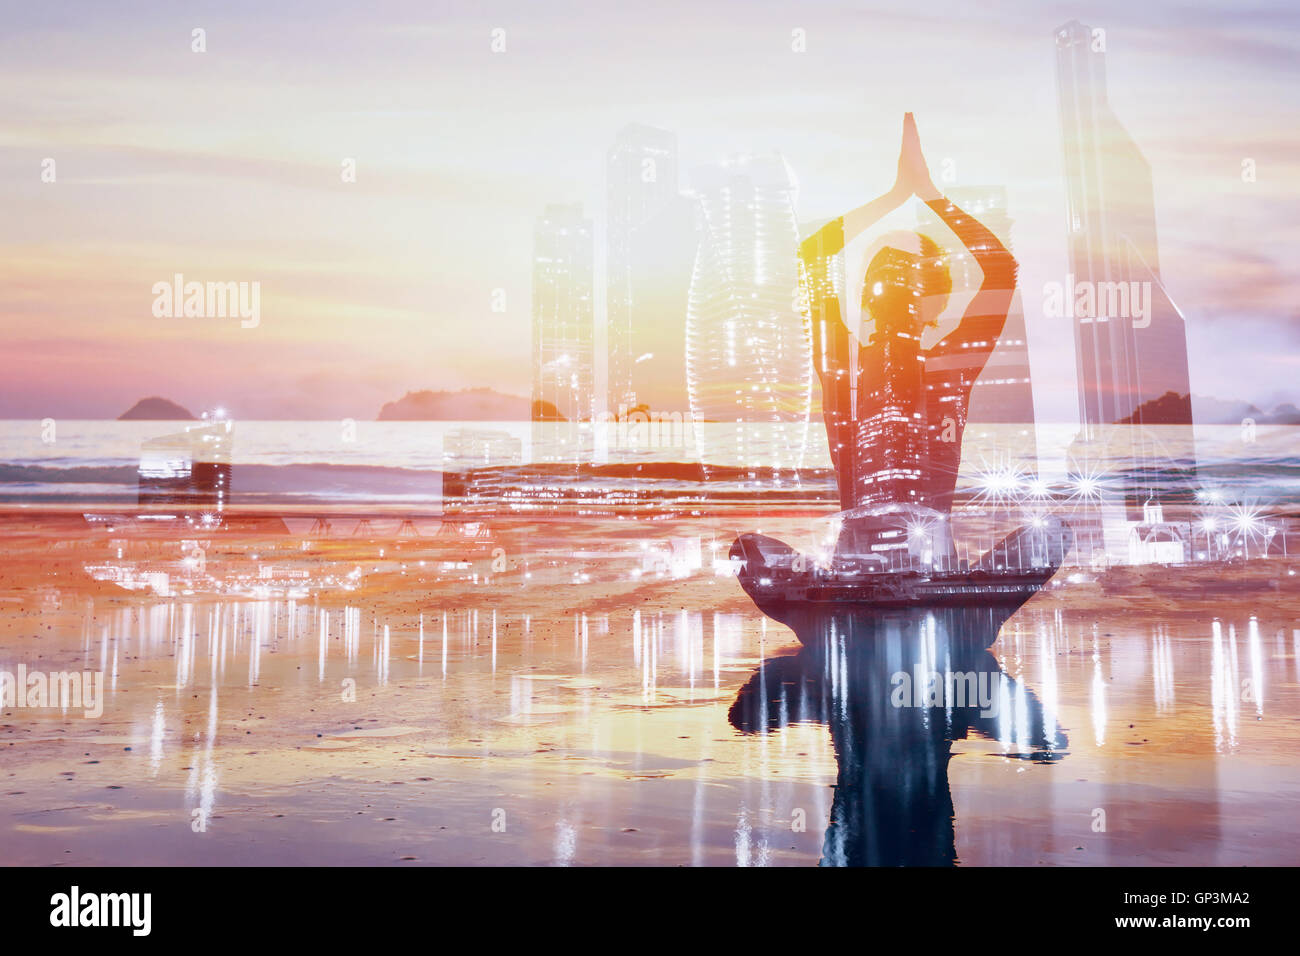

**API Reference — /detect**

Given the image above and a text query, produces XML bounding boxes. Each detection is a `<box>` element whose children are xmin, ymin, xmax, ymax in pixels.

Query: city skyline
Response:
<box><xmin>2</xmin><ymin>1</ymin><xmax>1296</xmax><ymax>423</ymax></box>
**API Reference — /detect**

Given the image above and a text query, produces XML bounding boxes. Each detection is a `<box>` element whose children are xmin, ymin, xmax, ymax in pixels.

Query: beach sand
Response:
<box><xmin>1</xmin><ymin>506</ymin><xmax>1298</xmax><ymax>866</ymax></box>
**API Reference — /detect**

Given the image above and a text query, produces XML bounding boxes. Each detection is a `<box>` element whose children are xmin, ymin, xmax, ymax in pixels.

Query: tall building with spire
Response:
<box><xmin>605</xmin><ymin>124</ymin><xmax>697</xmax><ymax>419</ymax></box>
<box><xmin>532</xmin><ymin>202</ymin><xmax>594</xmax><ymax>460</ymax></box>
<box><xmin>1055</xmin><ymin>19</ymin><xmax>1195</xmax><ymax>515</ymax></box>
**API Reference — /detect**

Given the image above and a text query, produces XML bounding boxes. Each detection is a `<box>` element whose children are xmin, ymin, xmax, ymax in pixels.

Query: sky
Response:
<box><xmin>1</xmin><ymin>0</ymin><xmax>1297</xmax><ymax>422</ymax></box>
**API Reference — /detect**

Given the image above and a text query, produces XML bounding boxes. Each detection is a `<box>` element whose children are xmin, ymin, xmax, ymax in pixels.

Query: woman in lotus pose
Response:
<box><xmin>731</xmin><ymin>114</ymin><xmax>1054</xmax><ymax>588</ymax></box>
<box><xmin>799</xmin><ymin>112</ymin><xmax>1017</xmax><ymax>518</ymax></box>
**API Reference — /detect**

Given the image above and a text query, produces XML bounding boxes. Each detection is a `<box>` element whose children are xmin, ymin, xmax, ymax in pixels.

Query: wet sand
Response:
<box><xmin>1</xmin><ymin>507</ymin><xmax>1298</xmax><ymax>866</ymax></box>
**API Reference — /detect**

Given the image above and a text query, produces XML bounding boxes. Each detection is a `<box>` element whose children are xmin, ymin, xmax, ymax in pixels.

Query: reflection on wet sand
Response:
<box><xmin>0</xmin><ymin>511</ymin><xmax>1298</xmax><ymax>865</ymax></box>
<box><xmin>729</xmin><ymin>605</ymin><xmax>1065</xmax><ymax>865</ymax></box>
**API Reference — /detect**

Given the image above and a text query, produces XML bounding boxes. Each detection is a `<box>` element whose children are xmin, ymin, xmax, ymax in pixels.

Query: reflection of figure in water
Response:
<box><xmin>799</xmin><ymin>112</ymin><xmax>1018</xmax><ymax>516</ymax></box>
<box><xmin>729</xmin><ymin>603</ymin><xmax>1068</xmax><ymax>866</ymax></box>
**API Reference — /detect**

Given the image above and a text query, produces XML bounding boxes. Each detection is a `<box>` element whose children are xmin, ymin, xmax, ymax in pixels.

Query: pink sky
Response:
<box><xmin>2</xmin><ymin>0</ymin><xmax>1297</xmax><ymax>420</ymax></box>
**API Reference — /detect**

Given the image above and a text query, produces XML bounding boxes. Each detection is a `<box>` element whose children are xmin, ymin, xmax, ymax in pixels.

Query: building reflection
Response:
<box><xmin>26</xmin><ymin>549</ymin><xmax>1292</xmax><ymax>864</ymax></box>
<box><xmin>728</xmin><ymin>603</ymin><xmax>1066</xmax><ymax>865</ymax></box>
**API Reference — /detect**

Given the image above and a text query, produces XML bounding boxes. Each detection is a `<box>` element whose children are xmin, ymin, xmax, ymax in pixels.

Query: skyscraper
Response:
<box><xmin>1055</xmin><ymin>19</ymin><xmax>1195</xmax><ymax>515</ymax></box>
<box><xmin>915</xmin><ymin>186</ymin><xmax>1037</xmax><ymax>453</ymax></box>
<box><xmin>605</xmin><ymin>124</ymin><xmax>697</xmax><ymax>418</ymax></box>
<box><xmin>532</xmin><ymin>203</ymin><xmax>594</xmax><ymax>460</ymax></box>
<box><xmin>686</xmin><ymin>154</ymin><xmax>813</xmax><ymax>481</ymax></box>
<box><xmin>801</xmin><ymin>195</ymin><xmax>1019</xmax><ymax>517</ymax></box>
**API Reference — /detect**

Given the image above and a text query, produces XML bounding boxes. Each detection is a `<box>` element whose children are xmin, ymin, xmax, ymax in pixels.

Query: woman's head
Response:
<box><xmin>859</xmin><ymin>230</ymin><xmax>951</xmax><ymax>331</ymax></box>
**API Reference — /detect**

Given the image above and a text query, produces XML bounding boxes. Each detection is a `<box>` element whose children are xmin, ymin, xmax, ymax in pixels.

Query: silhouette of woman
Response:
<box><xmin>722</xmin><ymin>117</ymin><xmax>1069</xmax><ymax>867</ymax></box>
<box><xmin>799</xmin><ymin>113</ymin><xmax>1018</xmax><ymax>517</ymax></box>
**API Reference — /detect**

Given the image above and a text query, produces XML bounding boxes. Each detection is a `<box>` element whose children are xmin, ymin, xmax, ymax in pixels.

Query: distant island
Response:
<box><xmin>531</xmin><ymin>400</ymin><xmax>567</xmax><ymax>422</ymax></box>
<box><xmin>377</xmin><ymin>388</ymin><xmax>529</xmax><ymax>421</ymax></box>
<box><xmin>1192</xmin><ymin>395</ymin><xmax>1300</xmax><ymax>426</ymax></box>
<box><xmin>1113</xmin><ymin>391</ymin><xmax>1193</xmax><ymax>425</ymax></box>
<box><xmin>117</xmin><ymin>396</ymin><xmax>196</xmax><ymax>420</ymax></box>
<box><xmin>1115</xmin><ymin>391</ymin><xmax>1300</xmax><ymax>426</ymax></box>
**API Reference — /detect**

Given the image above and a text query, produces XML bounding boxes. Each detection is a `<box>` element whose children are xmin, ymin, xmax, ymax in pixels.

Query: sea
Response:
<box><xmin>0</xmin><ymin>419</ymin><xmax>1296</xmax><ymax>508</ymax></box>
